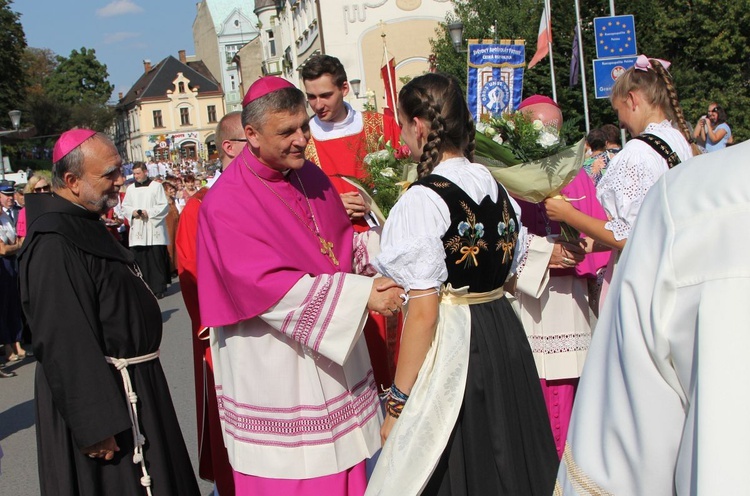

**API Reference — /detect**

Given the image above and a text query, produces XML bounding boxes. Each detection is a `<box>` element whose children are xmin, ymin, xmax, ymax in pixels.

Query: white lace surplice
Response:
<box><xmin>367</xmin><ymin>158</ymin><xmax>528</xmax><ymax>495</ymax></box>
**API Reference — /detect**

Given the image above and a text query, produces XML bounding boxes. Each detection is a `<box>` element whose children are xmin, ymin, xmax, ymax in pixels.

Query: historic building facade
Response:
<box><xmin>113</xmin><ymin>51</ymin><xmax>225</xmax><ymax>163</ymax></box>
<box><xmin>193</xmin><ymin>0</ymin><xmax>261</xmax><ymax>112</ymax></box>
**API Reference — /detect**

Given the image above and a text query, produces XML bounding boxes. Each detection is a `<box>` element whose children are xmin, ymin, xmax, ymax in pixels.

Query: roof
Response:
<box><xmin>204</xmin><ymin>0</ymin><xmax>258</xmax><ymax>32</ymax></box>
<box><xmin>117</xmin><ymin>55</ymin><xmax>222</xmax><ymax>109</ymax></box>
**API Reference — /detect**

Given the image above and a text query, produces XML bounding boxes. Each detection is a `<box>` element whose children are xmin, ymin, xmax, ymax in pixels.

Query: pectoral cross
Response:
<box><xmin>318</xmin><ymin>236</ymin><xmax>339</xmax><ymax>266</ymax></box>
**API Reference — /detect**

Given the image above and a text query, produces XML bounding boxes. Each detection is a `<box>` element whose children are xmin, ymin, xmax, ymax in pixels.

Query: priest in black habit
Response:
<box><xmin>18</xmin><ymin>129</ymin><xmax>200</xmax><ymax>496</ymax></box>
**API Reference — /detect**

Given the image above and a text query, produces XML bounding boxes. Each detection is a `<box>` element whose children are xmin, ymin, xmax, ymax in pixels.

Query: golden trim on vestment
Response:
<box><xmin>560</xmin><ymin>441</ymin><xmax>615</xmax><ymax>496</ymax></box>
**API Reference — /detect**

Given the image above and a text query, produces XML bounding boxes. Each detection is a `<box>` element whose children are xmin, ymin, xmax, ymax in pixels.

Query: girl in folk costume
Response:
<box><xmin>367</xmin><ymin>73</ymin><xmax>558</xmax><ymax>495</ymax></box>
<box><xmin>545</xmin><ymin>55</ymin><xmax>700</xmax><ymax>307</ymax></box>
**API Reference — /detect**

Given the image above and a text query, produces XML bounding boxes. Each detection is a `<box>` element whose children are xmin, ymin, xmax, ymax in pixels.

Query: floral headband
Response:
<box><xmin>634</xmin><ymin>54</ymin><xmax>671</xmax><ymax>72</ymax></box>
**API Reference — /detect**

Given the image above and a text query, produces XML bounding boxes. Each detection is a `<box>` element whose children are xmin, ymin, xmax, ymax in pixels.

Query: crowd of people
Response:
<box><xmin>2</xmin><ymin>50</ymin><xmax>747</xmax><ymax>496</ymax></box>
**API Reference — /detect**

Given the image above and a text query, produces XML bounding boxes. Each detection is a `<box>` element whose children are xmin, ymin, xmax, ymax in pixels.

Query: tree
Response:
<box><xmin>432</xmin><ymin>0</ymin><xmax>750</xmax><ymax>142</ymax></box>
<box><xmin>0</xmin><ymin>0</ymin><xmax>28</xmax><ymax>129</ymax></box>
<box><xmin>22</xmin><ymin>47</ymin><xmax>58</xmax><ymax>97</ymax></box>
<box><xmin>44</xmin><ymin>47</ymin><xmax>114</xmax><ymax>107</ymax></box>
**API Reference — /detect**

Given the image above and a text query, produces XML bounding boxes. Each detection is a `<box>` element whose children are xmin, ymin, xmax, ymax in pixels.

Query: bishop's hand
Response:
<box><xmin>368</xmin><ymin>277</ymin><xmax>404</xmax><ymax>317</ymax></box>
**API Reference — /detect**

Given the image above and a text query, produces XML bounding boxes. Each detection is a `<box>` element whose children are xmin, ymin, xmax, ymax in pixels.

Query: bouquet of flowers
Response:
<box><xmin>352</xmin><ymin>139</ymin><xmax>415</xmax><ymax>219</ymax></box>
<box><xmin>476</xmin><ymin>112</ymin><xmax>572</xmax><ymax>164</ymax></box>
<box><xmin>474</xmin><ymin>109</ymin><xmax>585</xmax><ymax>242</ymax></box>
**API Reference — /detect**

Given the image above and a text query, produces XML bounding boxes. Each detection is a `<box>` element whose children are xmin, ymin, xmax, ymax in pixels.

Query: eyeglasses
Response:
<box><xmin>227</xmin><ymin>138</ymin><xmax>248</xmax><ymax>143</ymax></box>
<box><xmin>34</xmin><ymin>185</ymin><xmax>50</xmax><ymax>192</ymax></box>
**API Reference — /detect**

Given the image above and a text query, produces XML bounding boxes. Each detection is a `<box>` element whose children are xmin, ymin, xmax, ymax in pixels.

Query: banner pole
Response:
<box><xmin>546</xmin><ymin>0</ymin><xmax>558</xmax><ymax>102</ymax></box>
<box><xmin>574</xmin><ymin>0</ymin><xmax>590</xmax><ymax>132</ymax></box>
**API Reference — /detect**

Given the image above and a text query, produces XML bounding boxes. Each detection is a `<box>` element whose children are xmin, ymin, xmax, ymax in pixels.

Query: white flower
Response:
<box><xmin>492</xmin><ymin>134</ymin><xmax>504</xmax><ymax>145</ymax></box>
<box><xmin>475</xmin><ymin>121</ymin><xmax>488</xmax><ymax>134</ymax></box>
<box><xmin>364</xmin><ymin>149</ymin><xmax>390</xmax><ymax>165</ymax></box>
<box><xmin>506</xmin><ymin>120</ymin><xmax>515</xmax><ymax>131</ymax></box>
<box><xmin>380</xmin><ymin>167</ymin><xmax>396</xmax><ymax>178</ymax></box>
<box><xmin>532</xmin><ymin>119</ymin><xmax>545</xmax><ymax>131</ymax></box>
<box><xmin>484</xmin><ymin>126</ymin><xmax>497</xmax><ymax>137</ymax></box>
<box><xmin>537</xmin><ymin>131</ymin><xmax>559</xmax><ymax>148</ymax></box>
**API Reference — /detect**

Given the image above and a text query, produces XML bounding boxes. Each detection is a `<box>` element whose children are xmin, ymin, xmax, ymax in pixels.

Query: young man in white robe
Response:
<box><xmin>122</xmin><ymin>162</ymin><xmax>170</xmax><ymax>297</ymax></box>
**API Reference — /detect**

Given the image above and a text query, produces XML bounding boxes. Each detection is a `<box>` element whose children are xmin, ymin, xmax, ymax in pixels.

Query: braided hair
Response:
<box><xmin>610</xmin><ymin>58</ymin><xmax>702</xmax><ymax>157</ymax></box>
<box><xmin>398</xmin><ymin>73</ymin><xmax>474</xmax><ymax>178</ymax></box>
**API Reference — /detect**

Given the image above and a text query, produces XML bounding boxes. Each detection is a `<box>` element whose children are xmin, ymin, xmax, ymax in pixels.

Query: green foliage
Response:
<box><xmin>432</xmin><ymin>0</ymin><xmax>750</xmax><ymax>142</ymax></box>
<box><xmin>44</xmin><ymin>47</ymin><xmax>114</xmax><ymax>107</ymax></box>
<box><xmin>0</xmin><ymin>0</ymin><xmax>28</xmax><ymax>129</ymax></box>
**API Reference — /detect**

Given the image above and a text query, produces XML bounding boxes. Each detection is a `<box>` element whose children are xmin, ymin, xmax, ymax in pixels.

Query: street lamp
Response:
<box><xmin>447</xmin><ymin>22</ymin><xmax>465</xmax><ymax>53</ymax></box>
<box><xmin>349</xmin><ymin>79</ymin><xmax>377</xmax><ymax>111</ymax></box>
<box><xmin>0</xmin><ymin>110</ymin><xmax>22</xmax><ymax>181</ymax></box>
<box><xmin>9</xmin><ymin>110</ymin><xmax>21</xmax><ymax>130</ymax></box>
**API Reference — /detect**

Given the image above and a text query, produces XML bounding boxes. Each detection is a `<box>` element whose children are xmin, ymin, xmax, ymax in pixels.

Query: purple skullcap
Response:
<box><xmin>53</xmin><ymin>129</ymin><xmax>97</xmax><ymax>163</ymax></box>
<box><xmin>242</xmin><ymin>76</ymin><xmax>296</xmax><ymax>107</ymax></box>
<box><xmin>518</xmin><ymin>95</ymin><xmax>559</xmax><ymax>110</ymax></box>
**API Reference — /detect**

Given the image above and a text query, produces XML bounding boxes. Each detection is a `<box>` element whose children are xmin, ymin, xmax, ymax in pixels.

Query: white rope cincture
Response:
<box><xmin>106</xmin><ymin>350</ymin><xmax>160</xmax><ymax>496</ymax></box>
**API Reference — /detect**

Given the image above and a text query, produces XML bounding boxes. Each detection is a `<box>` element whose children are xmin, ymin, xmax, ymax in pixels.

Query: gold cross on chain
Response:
<box><xmin>318</xmin><ymin>236</ymin><xmax>339</xmax><ymax>266</ymax></box>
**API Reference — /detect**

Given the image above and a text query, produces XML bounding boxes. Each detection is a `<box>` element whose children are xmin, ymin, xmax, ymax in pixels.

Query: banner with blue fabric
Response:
<box><xmin>467</xmin><ymin>41</ymin><xmax>526</xmax><ymax>121</ymax></box>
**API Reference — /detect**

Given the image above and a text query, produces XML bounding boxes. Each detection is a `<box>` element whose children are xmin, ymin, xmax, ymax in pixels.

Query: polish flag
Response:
<box><xmin>528</xmin><ymin>4</ymin><xmax>552</xmax><ymax>69</ymax></box>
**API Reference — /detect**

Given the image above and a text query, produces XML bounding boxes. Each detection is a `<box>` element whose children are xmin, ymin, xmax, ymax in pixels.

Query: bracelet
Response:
<box><xmin>384</xmin><ymin>383</ymin><xmax>409</xmax><ymax>419</ymax></box>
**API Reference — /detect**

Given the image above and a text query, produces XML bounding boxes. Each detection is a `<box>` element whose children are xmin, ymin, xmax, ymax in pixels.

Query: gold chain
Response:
<box><xmin>241</xmin><ymin>154</ymin><xmax>339</xmax><ymax>267</ymax></box>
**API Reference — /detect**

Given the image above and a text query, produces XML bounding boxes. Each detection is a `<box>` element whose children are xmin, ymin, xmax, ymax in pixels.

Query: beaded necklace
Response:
<box><xmin>241</xmin><ymin>153</ymin><xmax>339</xmax><ymax>267</ymax></box>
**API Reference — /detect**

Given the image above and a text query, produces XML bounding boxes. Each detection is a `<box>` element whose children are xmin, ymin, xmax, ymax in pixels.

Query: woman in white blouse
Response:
<box><xmin>367</xmin><ymin>73</ymin><xmax>557</xmax><ymax>496</ymax></box>
<box><xmin>545</xmin><ymin>55</ymin><xmax>701</xmax><ymax>305</ymax></box>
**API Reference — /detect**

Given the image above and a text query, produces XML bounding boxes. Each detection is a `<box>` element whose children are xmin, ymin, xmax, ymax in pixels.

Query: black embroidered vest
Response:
<box><xmin>414</xmin><ymin>175</ymin><xmax>518</xmax><ymax>293</ymax></box>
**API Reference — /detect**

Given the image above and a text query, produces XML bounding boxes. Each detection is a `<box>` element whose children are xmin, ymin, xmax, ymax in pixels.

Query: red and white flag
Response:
<box><xmin>381</xmin><ymin>44</ymin><xmax>398</xmax><ymax>117</ymax></box>
<box><xmin>528</xmin><ymin>3</ymin><xmax>552</xmax><ymax>69</ymax></box>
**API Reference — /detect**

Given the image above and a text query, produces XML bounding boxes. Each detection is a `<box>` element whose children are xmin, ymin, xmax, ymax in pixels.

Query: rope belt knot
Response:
<box><xmin>105</xmin><ymin>350</ymin><xmax>160</xmax><ymax>496</ymax></box>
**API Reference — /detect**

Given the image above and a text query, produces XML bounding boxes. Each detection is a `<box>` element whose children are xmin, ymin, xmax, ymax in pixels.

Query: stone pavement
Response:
<box><xmin>0</xmin><ymin>281</ymin><xmax>214</xmax><ymax>495</ymax></box>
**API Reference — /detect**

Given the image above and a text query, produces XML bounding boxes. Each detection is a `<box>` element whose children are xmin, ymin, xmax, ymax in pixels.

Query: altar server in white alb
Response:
<box><xmin>122</xmin><ymin>162</ymin><xmax>171</xmax><ymax>297</ymax></box>
<box><xmin>556</xmin><ymin>141</ymin><xmax>750</xmax><ymax>495</ymax></box>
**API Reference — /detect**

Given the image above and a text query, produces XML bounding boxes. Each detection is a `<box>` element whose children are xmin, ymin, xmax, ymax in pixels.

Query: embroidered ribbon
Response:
<box><xmin>456</xmin><ymin>245</ymin><xmax>480</xmax><ymax>266</ymax></box>
<box><xmin>440</xmin><ymin>285</ymin><xmax>505</xmax><ymax>306</ymax></box>
<box><xmin>634</xmin><ymin>54</ymin><xmax>671</xmax><ymax>71</ymax></box>
<box><xmin>105</xmin><ymin>350</ymin><xmax>160</xmax><ymax>496</ymax></box>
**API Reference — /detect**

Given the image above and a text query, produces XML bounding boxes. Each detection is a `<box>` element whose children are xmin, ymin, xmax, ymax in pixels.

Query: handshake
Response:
<box><xmin>368</xmin><ymin>277</ymin><xmax>405</xmax><ymax>317</ymax></box>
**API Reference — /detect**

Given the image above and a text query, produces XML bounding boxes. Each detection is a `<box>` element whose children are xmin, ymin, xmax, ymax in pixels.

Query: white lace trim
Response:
<box><xmin>528</xmin><ymin>333</ymin><xmax>591</xmax><ymax>355</ymax></box>
<box><xmin>515</xmin><ymin>232</ymin><xmax>535</xmax><ymax>277</ymax></box>
<box><xmin>372</xmin><ymin>235</ymin><xmax>447</xmax><ymax>292</ymax></box>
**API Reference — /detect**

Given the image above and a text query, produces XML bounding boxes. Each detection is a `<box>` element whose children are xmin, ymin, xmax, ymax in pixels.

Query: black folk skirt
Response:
<box><xmin>423</xmin><ymin>297</ymin><xmax>559</xmax><ymax>495</ymax></box>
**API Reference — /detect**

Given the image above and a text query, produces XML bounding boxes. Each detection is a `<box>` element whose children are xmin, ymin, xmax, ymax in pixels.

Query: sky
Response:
<box><xmin>13</xmin><ymin>0</ymin><xmax>198</xmax><ymax>102</ymax></box>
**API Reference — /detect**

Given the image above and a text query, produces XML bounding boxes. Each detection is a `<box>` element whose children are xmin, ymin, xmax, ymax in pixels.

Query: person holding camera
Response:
<box><xmin>694</xmin><ymin>102</ymin><xmax>731</xmax><ymax>152</ymax></box>
<box><xmin>122</xmin><ymin>162</ymin><xmax>171</xmax><ymax>297</ymax></box>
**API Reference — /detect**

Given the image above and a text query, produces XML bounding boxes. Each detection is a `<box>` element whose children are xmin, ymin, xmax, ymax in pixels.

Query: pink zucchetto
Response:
<box><xmin>53</xmin><ymin>129</ymin><xmax>97</xmax><ymax>163</ymax></box>
<box><xmin>241</xmin><ymin>76</ymin><xmax>296</xmax><ymax>107</ymax></box>
<box><xmin>518</xmin><ymin>95</ymin><xmax>559</xmax><ymax>110</ymax></box>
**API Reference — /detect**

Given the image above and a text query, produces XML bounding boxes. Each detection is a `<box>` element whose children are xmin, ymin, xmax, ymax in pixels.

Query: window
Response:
<box><xmin>230</xmin><ymin>75</ymin><xmax>236</xmax><ymax>90</ymax></box>
<box><xmin>207</xmin><ymin>105</ymin><xmax>217</xmax><ymax>123</ymax></box>
<box><xmin>178</xmin><ymin>82</ymin><xmax>186</xmax><ymax>93</ymax></box>
<box><xmin>268</xmin><ymin>30</ymin><xmax>276</xmax><ymax>57</ymax></box>
<box><xmin>153</xmin><ymin>110</ymin><xmax>163</xmax><ymax>128</ymax></box>
<box><xmin>180</xmin><ymin>108</ymin><xmax>190</xmax><ymax>126</ymax></box>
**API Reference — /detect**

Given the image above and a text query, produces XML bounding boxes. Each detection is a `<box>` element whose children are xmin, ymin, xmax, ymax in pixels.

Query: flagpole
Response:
<box><xmin>574</xmin><ymin>0</ymin><xmax>590</xmax><ymax>132</ymax></box>
<box><xmin>545</xmin><ymin>0</ymin><xmax>558</xmax><ymax>102</ymax></box>
<box><xmin>381</xmin><ymin>28</ymin><xmax>399</xmax><ymax>123</ymax></box>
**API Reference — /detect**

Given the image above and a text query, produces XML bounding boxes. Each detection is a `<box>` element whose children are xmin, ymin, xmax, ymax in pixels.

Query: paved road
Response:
<box><xmin>0</xmin><ymin>281</ymin><xmax>214</xmax><ymax>495</ymax></box>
